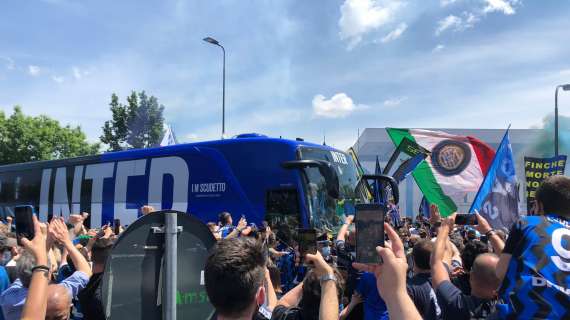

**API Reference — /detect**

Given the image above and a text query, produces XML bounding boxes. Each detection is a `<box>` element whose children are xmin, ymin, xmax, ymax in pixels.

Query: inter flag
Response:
<box><xmin>386</xmin><ymin>128</ymin><xmax>495</xmax><ymax>217</ymax></box>
<box><xmin>160</xmin><ymin>124</ymin><xmax>178</xmax><ymax>146</ymax></box>
<box><xmin>470</xmin><ymin>130</ymin><xmax>519</xmax><ymax>230</ymax></box>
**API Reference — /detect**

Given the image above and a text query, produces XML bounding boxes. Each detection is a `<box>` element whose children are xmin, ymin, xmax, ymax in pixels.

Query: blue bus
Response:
<box><xmin>0</xmin><ymin>133</ymin><xmax>372</xmax><ymax>237</ymax></box>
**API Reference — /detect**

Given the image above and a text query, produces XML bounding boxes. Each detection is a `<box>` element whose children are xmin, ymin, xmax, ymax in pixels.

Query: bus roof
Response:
<box><xmin>0</xmin><ymin>133</ymin><xmax>342</xmax><ymax>172</ymax></box>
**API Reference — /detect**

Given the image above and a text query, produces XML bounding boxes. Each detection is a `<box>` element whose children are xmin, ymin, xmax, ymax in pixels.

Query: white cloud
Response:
<box><xmin>381</xmin><ymin>23</ymin><xmax>408</xmax><ymax>43</ymax></box>
<box><xmin>28</xmin><ymin>65</ymin><xmax>41</xmax><ymax>76</ymax></box>
<box><xmin>432</xmin><ymin>44</ymin><xmax>445</xmax><ymax>53</ymax></box>
<box><xmin>484</xmin><ymin>0</ymin><xmax>516</xmax><ymax>15</ymax></box>
<box><xmin>440</xmin><ymin>0</ymin><xmax>459</xmax><ymax>7</ymax></box>
<box><xmin>72</xmin><ymin>66</ymin><xmax>91</xmax><ymax>80</ymax></box>
<box><xmin>435</xmin><ymin>1</ymin><xmax>516</xmax><ymax>36</ymax></box>
<box><xmin>435</xmin><ymin>12</ymin><xmax>478</xmax><ymax>36</ymax></box>
<box><xmin>464</xmin><ymin>11</ymin><xmax>479</xmax><ymax>25</ymax></box>
<box><xmin>52</xmin><ymin>76</ymin><xmax>65</xmax><ymax>83</ymax></box>
<box><xmin>560</xmin><ymin>69</ymin><xmax>570</xmax><ymax>76</ymax></box>
<box><xmin>339</xmin><ymin>0</ymin><xmax>404</xmax><ymax>49</ymax></box>
<box><xmin>435</xmin><ymin>15</ymin><xmax>462</xmax><ymax>36</ymax></box>
<box><xmin>383</xmin><ymin>96</ymin><xmax>408</xmax><ymax>107</ymax></box>
<box><xmin>313</xmin><ymin>93</ymin><xmax>360</xmax><ymax>118</ymax></box>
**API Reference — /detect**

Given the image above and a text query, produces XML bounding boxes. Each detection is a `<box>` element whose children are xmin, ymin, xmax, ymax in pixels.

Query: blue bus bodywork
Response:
<box><xmin>0</xmin><ymin>134</ymin><xmax>367</xmax><ymax>232</ymax></box>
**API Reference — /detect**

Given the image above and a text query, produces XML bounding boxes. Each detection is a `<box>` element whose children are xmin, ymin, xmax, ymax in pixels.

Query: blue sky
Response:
<box><xmin>1</xmin><ymin>0</ymin><xmax>570</xmax><ymax>150</ymax></box>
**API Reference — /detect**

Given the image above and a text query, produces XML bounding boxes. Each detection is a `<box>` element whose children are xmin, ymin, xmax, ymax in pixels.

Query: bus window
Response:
<box><xmin>298</xmin><ymin>147</ymin><xmax>370</xmax><ymax>234</ymax></box>
<box><xmin>265</xmin><ymin>188</ymin><xmax>300</xmax><ymax>246</ymax></box>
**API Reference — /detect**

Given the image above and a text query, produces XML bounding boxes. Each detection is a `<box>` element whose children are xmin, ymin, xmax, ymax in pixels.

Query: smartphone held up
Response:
<box><xmin>14</xmin><ymin>205</ymin><xmax>36</xmax><ymax>246</ymax></box>
<box><xmin>454</xmin><ymin>213</ymin><xmax>478</xmax><ymax>225</ymax></box>
<box><xmin>355</xmin><ymin>204</ymin><xmax>385</xmax><ymax>264</ymax></box>
<box><xmin>297</xmin><ymin>229</ymin><xmax>317</xmax><ymax>265</ymax></box>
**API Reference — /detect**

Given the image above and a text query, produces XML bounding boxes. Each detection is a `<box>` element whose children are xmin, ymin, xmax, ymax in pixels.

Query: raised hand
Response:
<box><xmin>429</xmin><ymin>204</ymin><xmax>442</xmax><ymax>225</ymax></box>
<box><xmin>305</xmin><ymin>251</ymin><xmax>334</xmax><ymax>277</ymax></box>
<box><xmin>68</xmin><ymin>214</ymin><xmax>84</xmax><ymax>226</ymax></box>
<box><xmin>474</xmin><ymin>211</ymin><xmax>492</xmax><ymax>234</ymax></box>
<box><xmin>352</xmin><ymin>223</ymin><xmax>408</xmax><ymax>300</ymax></box>
<box><xmin>21</xmin><ymin>215</ymin><xmax>48</xmax><ymax>265</ymax></box>
<box><xmin>48</xmin><ymin>218</ymin><xmax>71</xmax><ymax>246</ymax></box>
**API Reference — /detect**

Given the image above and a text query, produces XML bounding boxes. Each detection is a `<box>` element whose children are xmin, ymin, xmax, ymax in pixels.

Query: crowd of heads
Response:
<box><xmin>1</xmin><ymin>175</ymin><xmax>569</xmax><ymax>319</ymax></box>
<box><xmin>202</xmin><ymin>175</ymin><xmax>570</xmax><ymax>320</ymax></box>
<box><xmin>0</xmin><ymin>205</ymin><xmax>157</xmax><ymax>320</ymax></box>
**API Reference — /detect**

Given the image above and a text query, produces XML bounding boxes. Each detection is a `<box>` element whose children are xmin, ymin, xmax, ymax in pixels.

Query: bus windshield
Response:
<box><xmin>298</xmin><ymin>147</ymin><xmax>370</xmax><ymax>233</ymax></box>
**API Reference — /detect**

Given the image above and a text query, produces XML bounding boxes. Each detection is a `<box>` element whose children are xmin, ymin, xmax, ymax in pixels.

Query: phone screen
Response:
<box><xmin>15</xmin><ymin>205</ymin><xmax>35</xmax><ymax>246</ymax></box>
<box><xmin>355</xmin><ymin>204</ymin><xmax>385</xmax><ymax>264</ymax></box>
<box><xmin>298</xmin><ymin>229</ymin><xmax>317</xmax><ymax>263</ymax></box>
<box><xmin>455</xmin><ymin>214</ymin><xmax>478</xmax><ymax>225</ymax></box>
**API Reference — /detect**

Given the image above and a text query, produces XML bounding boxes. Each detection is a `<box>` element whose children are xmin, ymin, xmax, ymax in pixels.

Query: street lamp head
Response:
<box><xmin>562</xmin><ymin>84</ymin><xmax>570</xmax><ymax>91</ymax></box>
<box><xmin>203</xmin><ymin>37</ymin><xmax>220</xmax><ymax>45</ymax></box>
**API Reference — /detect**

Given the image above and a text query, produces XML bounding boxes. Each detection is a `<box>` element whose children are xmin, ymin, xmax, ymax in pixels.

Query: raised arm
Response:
<box><xmin>49</xmin><ymin>218</ymin><xmax>92</xmax><ymax>277</ymax></box>
<box><xmin>339</xmin><ymin>293</ymin><xmax>363</xmax><ymax>319</ymax></box>
<box><xmin>337</xmin><ymin>215</ymin><xmax>354</xmax><ymax>242</ymax></box>
<box><xmin>225</xmin><ymin>217</ymin><xmax>247</xmax><ymax>239</ymax></box>
<box><xmin>68</xmin><ymin>214</ymin><xmax>87</xmax><ymax>237</ymax></box>
<box><xmin>264</xmin><ymin>267</ymin><xmax>278</xmax><ymax>310</ymax></box>
<box><xmin>21</xmin><ymin>216</ymin><xmax>49</xmax><ymax>320</ymax></box>
<box><xmin>431</xmin><ymin>213</ymin><xmax>456</xmax><ymax>289</ymax></box>
<box><xmin>305</xmin><ymin>251</ymin><xmax>338</xmax><ymax>320</ymax></box>
<box><xmin>353</xmin><ymin>223</ymin><xmax>421</xmax><ymax>320</ymax></box>
<box><xmin>475</xmin><ymin>213</ymin><xmax>505</xmax><ymax>254</ymax></box>
<box><xmin>277</xmin><ymin>282</ymin><xmax>303</xmax><ymax>307</ymax></box>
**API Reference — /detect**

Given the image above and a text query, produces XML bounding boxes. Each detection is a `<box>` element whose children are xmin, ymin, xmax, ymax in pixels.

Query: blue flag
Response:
<box><xmin>419</xmin><ymin>196</ymin><xmax>430</xmax><ymax>218</ymax></box>
<box><xmin>371</xmin><ymin>156</ymin><xmax>383</xmax><ymax>203</ymax></box>
<box><xmin>470</xmin><ymin>129</ymin><xmax>519</xmax><ymax>230</ymax></box>
<box><xmin>392</xmin><ymin>153</ymin><xmax>426</xmax><ymax>183</ymax></box>
<box><xmin>375</xmin><ymin>155</ymin><xmax>382</xmax><ymax>175</ymax></box>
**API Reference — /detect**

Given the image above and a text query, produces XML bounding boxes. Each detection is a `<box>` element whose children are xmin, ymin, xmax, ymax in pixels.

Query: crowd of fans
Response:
<box><xmin>204</xmin><ymin>175</ymin><xmax>570</xmax><ymax>320</ymax></box>
<box><xmin>0</xmin><ymin>206</ymin><xmax>155</xmax><ymax>320</ymax></box>
<box><xmin>1</xmin><ymin>175</ymin><xmax>569</xmax><ymax>319</ymax></box>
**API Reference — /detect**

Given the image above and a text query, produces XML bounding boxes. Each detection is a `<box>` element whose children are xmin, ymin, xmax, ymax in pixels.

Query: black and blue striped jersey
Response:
<box><xmin>499</xmin><ymin>215</ymin><xmax>570</xmax><ymax>319</ymax></box>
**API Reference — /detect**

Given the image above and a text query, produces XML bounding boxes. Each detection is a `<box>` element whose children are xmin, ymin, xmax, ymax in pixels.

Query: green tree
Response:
<box><xmin>0</xmin><ymin>106</ymin><xmax>99</xmax><ymax>165</ymax></box>
<box><xmin>100</xmin><ymin>91</ymin><xmax>165</xmax><ymax>151</ymax></box>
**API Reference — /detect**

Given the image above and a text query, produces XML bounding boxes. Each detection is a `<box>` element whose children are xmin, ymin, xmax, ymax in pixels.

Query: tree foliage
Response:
<box><xmin>100</xmin><ymin>91</ymin><xmax>165</xmax><ymax>151</ymax></box>
<box><xmin>0</xmin><ymin>106</ymin><xmax>99</xmax><ymax>165</ymax></box>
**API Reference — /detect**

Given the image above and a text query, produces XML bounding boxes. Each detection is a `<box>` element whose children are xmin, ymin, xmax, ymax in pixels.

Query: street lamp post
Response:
<box><xmin>203</xmin><ymin>36</ymin><xmax>226</xmax><ymax>139</ymax></box>
<box><xmin>555</xmin><ymin>84</ymin><xmax>570</xmax><ymax>156</ymax></box>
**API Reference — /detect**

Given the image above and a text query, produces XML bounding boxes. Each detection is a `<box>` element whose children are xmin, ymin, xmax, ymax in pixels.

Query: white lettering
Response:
<box><xmin>71</xmin><ymin>166</ymin><xmax>84</xmax><ymax>213</ymax></box>
<box><xmin>330</xmin><ymin>151</ymin><xmax>348</xmax><ymax>165</ymax></box>
<box><xmin>39</xmin><ymin>169</ymin><xmax>52</xmax><ymax>222</ymax></box>
<box><xmin>148</xmin><ymin>157</ymin><xmax>189</xmax><ymax>212</ymax></box>
<box><xmin>532</xmin><ymin>276</ymin><xmax>570</xmax><ymax>295</ymax></box>
<box><xmin>551</xmin><ymin>227</ymin><xmax>570</xmax><ymax>272</ymax></box>
<box><xmin>53</xmin><ymin>167</ymin><xmax>71</xmax><ymax>219</ymax></box>
<box><xmin>85</xmin><ymin>163</ymin><xmax>115</xmax><ymax>226</ymax></box>
<box><xmin>194</xmin><ymin>182</ymin><xmax>226</xmax><ymax>193</ymax></box>
<box><xmin>114</xmin><ymin>160</ymin><xmax>147</xmax><ymax>225</ymax></box>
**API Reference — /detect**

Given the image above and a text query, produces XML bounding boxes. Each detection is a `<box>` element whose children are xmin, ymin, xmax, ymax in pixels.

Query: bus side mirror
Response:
<box><xmin>360</xmin><ymin>174</ymin><xmax>399</xmax><ymax>205</ymax></box>
<box><xmin>282</xmin><ymin>160</ymin><xmax>340</xmax><ymax>199</ymax></box>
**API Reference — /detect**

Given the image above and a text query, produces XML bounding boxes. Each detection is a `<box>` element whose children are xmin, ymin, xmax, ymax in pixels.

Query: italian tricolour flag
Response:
<box><xmin>386</xmin><ymin>128</ymin><xmax>495</xmax><ymax>216</ymax></box>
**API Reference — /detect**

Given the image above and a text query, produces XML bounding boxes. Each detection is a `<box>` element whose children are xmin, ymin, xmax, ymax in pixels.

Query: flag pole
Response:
<box><xmin>468</xmin><ymin>124</ymin><xmax>511</xmax><ymax>213</ymax></box>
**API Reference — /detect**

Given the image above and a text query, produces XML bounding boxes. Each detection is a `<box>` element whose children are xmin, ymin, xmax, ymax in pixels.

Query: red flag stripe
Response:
<box><xmin>467</xmin><ymin>136</ymin><xmax>496</xmax><ymax>175</ymax></box>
